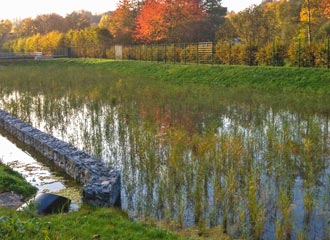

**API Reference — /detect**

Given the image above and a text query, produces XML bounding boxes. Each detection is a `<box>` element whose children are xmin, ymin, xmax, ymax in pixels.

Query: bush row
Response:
<box><xmin>3</xmin><ymin>34</ymin><xmax>330</xmax><ymax>67</ymax></box>
<box><xmin>114</xmin><ymin>40</ymin><xmax>330</xmax><ymax>67</ymax></box>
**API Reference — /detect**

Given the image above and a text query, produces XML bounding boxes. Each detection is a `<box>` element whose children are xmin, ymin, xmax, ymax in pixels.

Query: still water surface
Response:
<box><xmin>0</xmin><ymin>130</ymin><xmax>66</xmax><ymax>192</ymax></box>
<box><xmin>0</xmin><ymin>129</ymin><xmax>81</xmax><ymax>209</ymax></box>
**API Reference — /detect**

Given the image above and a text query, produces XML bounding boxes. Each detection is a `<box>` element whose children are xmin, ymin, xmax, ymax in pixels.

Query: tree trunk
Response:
<box><xmin>307</xmin><ymin>0</ymin><xmax>312</xmax><ymax>45</ymax></box>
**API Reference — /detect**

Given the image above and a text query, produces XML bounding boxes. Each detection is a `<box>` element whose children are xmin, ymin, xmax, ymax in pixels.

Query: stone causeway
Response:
<box><xmin>0</xmin><ymin>109</ymin><xmax>121</xmax><ymax>207</ymax></box>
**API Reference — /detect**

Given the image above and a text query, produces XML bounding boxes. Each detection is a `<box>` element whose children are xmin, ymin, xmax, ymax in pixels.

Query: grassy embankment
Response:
<box><xmin>0</xmin><ymin>164</ymin><xmax>37</xmax><ymax>198</ymax></box>
<box><xmin>83</xmin><ymin>59</ymin><xmax>330</xmax><ymax>93</ymax></box>
<box><xmin>2</xmin><ymin>58</ymin><xmax>330</xmax><ymax>94</ymax></box>
<box><xmin>2</xmin><ymin>58</ymin><xmax>330</xmax><ymax>93</ymax></box>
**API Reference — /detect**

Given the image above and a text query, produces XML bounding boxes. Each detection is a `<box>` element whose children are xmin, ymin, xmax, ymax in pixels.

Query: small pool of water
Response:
<box><xmin>0</xmin><ymin>130</ymin><xmax>81</xmax><ymax>210</ymax></box>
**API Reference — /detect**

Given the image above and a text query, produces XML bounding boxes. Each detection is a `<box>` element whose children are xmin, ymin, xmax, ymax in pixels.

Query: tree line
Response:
<box><xmin>0</xmin><ymin>0</ymin><xmax>330</xmax><ymax>67</ymax></box>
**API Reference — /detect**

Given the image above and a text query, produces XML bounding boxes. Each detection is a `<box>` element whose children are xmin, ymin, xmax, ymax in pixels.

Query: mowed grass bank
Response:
<box><xmin>0</xmin><ymin>163</ymin><xmax>184</xmax><ymax>240</ymax></box>
<box><xmin>102</xmin><ymin>60</ymin><xmax>330</xmax><ymax>93</ymax></box>
<box><xmin>1</xmin><ymin>59</ymin><xmax>330</xmax><ymax>93</ymax></box>
<box><xmin>0</xmin><ymin>205</ymin><xmax>184</xmax><ymax>240</ymax></box>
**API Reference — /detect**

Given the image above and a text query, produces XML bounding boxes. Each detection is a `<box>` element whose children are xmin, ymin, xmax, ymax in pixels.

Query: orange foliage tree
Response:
<box><xmin>320</xmin><ymin>0</ymin><xmax>330</xmax><ymax>17</ymax></box>
<box><xmin>134</xmin><ymin>0</ymin><xmax>168</xmax><ymax>43</ymax></box>
<box><xmin>134</xmin><ymin>0</ymin><xmax>205</xmax><ymax>43</ymax></box>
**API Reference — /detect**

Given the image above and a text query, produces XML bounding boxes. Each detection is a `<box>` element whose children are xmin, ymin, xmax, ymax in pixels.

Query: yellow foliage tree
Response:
<box><xmin>300</xmin><ymin>0</ymin><xmax>322</xmax><ymax>43</ymax></box>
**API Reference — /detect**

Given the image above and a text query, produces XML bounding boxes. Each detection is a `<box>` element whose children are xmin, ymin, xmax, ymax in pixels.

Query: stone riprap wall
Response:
<box><xmin>0</xmin><ymin>109</ymin><xmax>120</xmax><ymax>207</ymax></box>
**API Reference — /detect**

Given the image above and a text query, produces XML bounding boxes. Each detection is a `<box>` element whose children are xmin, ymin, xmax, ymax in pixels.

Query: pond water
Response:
<box><xmin>0</xmin><ymin>129</ymin><xmax>64</xmax><ymax>192</ymax></box>
<box><xmin>1</xmin><ymin>64</ymin><xmax>330</xmax><ymax>239</ymax></box>
<box><xmin>0</xmin><ymin>129</ymin><xmax>81</xmax><ymax>209</ymax></box>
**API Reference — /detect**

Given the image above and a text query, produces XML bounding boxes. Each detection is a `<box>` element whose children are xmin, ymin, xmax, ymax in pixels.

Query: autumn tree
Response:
<box><xmin>65</xmin><ymin>11</ymin><xmax>92</xmax><ymax>30</ymax></box>
<box><xmin>64</xmin><ymin>26</ymin><xmax>112</xmax><ymax>57</ymax></box>
<box><xmin>95</xmin><ymin>27</ymin><xmax>113</xmax><ymax>49</ymax></box>
<box><xmin>134</xmin><ymin>0</ymin><xmax>205</xmax><ymax>43</ymax></box>
<box><xmin>300</xmin><ymin>0</ymin><xmax>323</xmax><ymax>43</ymax></box>
<box><xmin>134</xmin><ymin>0</ymin><xmax>168</xmax><ymax>43</ymax></box>
<box><xmin>224</xmin><ymin>1</ymin><xmax>303</xmax><ymax>46</ymax></box>
<box><xmin>15</xmin><ymin>18</ymin><xmax>38</xmax><ymax>37</ymax></box>
<box><xmin>315</xmin><ymin>0</ymin><xmax>330</xmax><ymax>42</ymax></box>
<box><xmin>301</xmin><ymin>0</ymin><xmax>313</xmax><ymax>43</ymax></box>
<box><xmin>216</xmin><ymin>17</ymin><xmax>238</xmax><ymax>41</ymax></box>
<box><xmin>100</xmin><ymin>0</ymin><xmax>138</xmax><ymax>44</ymax></box>
<box><xmin>167</xmin><ymin>0</ymin><xmax>205</xmax><ymax>42</ymax></box>
<box><xmin>0</xmin><ymin>20</ymin><xmax>12</xmax><ymax>47</ymax></box>
<box><xmin>38</xmin><ymin>31</ymin><xmax>64</xmax><ymax>55</ymax></box>
<box><xmin>272</xmin><ymin>0</ymin><xmax>302</xmax><ymax>44</ymax></box>
<box><xmin>320</xmin><ymin>0</ymin><xmax>330</xmax><ymax>17</ymax></box>
<box><xmin>33</xmin><ymin>14</ymin><xmax>67</xmax><ymax>34</ymax></box>
<box><xmin>24</xmin><ymin>34</ymin><xmax>41</xmax><ymax>52</ymax></box>
<box><xmin>230</xmin><ymin>5</ymin><xmax>270</xmax><ymax>45</ymax></box>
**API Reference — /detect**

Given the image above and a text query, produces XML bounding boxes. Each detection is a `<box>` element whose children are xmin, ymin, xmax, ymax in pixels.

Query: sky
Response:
<box><xmin>0</xmin><ymin>0</ymin><xmax>261</xmax><ymax>20</ymax></box>
<box><xmin>222</xmin><ymin>0</ymin><xmax>261</xmax><ymax>12</ymax></box>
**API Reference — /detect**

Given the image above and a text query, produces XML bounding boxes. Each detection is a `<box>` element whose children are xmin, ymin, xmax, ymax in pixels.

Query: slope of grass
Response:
<box><xmin>103</xmin><ymin>60</ymin><xmax>330</xmax><ymax>93</ymax></box>
<box><xmin>47</xmin><ymin>59</ymin><xmax>330</xmax><ymax>93</ymax></box>
<box><xmin>0</xmin><ymin>163</ymin><xmax>37</xmax><ymax>198</ymax></box>
<box><xmin>1</xmin><ymin>59</ymin><xmax>330</xmax><ymax>94</ymax></box>
<box><xmin>0</xmin><ymin>205</ymin><xmax>185</xmax><ymax>240</ymax></box>
<box><xmin>0</xmin><ymin>164</ymin><xmax>184</xmax><ymax>240</ymax></box>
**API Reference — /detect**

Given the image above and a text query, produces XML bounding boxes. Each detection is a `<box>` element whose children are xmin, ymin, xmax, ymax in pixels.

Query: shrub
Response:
<box><xmin>256</xmin><ymin>42</ymin><xmax>287</xmax><ymax>66</ymax></box>
<box><xmin>214</xmin><ymin>41</ymin><xmax>231</xmax><ymax>64</ymax></box>
<box><xmin>288</xmin><ymin>40</ymin><xmax>328</xmax><ymax>67</ymax></box>
<box><xmin>180</xmin><ymin>44</ymin><xmax>197</xmax><ymax>63</ymax></box>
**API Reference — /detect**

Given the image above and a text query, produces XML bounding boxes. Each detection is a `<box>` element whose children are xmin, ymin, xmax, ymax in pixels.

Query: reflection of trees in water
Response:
<box><xmin>1</xmin><ymin>87</ymin><xmax>330</xmax><ymax>239</ymax></box>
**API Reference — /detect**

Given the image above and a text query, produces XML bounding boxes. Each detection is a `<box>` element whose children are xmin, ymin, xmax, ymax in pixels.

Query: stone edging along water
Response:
<box><xmin>0</xmin><ymin>109</ymin><xmax>120</xmax><ymax>207</ymax></box>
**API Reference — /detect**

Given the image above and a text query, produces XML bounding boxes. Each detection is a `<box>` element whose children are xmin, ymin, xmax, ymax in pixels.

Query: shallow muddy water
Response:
<box><xmin>1</xmin><ymin>74</ymin><xmax>330</xmax><ymax>239</ymax></box>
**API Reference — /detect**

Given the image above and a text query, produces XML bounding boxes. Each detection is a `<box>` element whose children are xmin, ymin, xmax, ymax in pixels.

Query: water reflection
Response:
<box><xmin>0</xmin><ymin>131</ymin><xmax>66</xmax><ymax>193</ymax></box>
<box><xmin>1</xmin><ymin>88</ymin><xmax>330</xmax><ymax>239</ymax></box>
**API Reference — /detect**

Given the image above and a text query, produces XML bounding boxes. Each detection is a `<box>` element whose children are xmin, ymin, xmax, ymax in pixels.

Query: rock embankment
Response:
<box><xmin>0</xmin><ymin>109</ymin><xmax>120</xmax><ymax>207</ymax></box>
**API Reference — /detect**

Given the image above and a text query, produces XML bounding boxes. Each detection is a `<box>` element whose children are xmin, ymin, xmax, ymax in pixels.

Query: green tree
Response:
<box><xmin>201</xmin><ymin>0</ymin><xmax>227</xmax><ymax>41</ymax></box>
<box><xmin>230</xmin><ymin>5</ymin><xmax>268</xmax><ymax>45</ymax></box>
<box><xmin>216</xmin><ymin>17</ymin><xmax>238</xmax><ymax>41</ymax></box>
<box><xmin>273</xmin><ymin>0</ymin><xmax>302</xmax><ymax>44</ymax></box>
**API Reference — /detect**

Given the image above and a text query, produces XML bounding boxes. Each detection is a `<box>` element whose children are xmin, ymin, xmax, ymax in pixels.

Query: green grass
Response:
<box><xmin>2</xmin><ymin>59</ymin><xmax>330</xmax><ymax>94</ymax></box>
<box><xmin>60</xmin><ymin>59</ymin><xmax>330</xmax><ymax>93</ymax></box>
<box><xmin>0</xmin><ymin>164</ymin><xmax>184</xmax><ymax>239</ymax></box>
<box><xmin>0</xmin><ymin>205</ymin><xmax>184</xmax><ymax>240</ymax></box>
<box><xmin>0</xmin><ymin>164</ymin><xmax>37</xmax><ymax>198</ymax></box>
